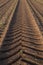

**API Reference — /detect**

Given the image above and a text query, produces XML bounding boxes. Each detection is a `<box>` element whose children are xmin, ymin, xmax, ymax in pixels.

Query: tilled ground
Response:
<box><xmin>0</xmin><ymin>0</ymin><xmax>43</xmax><ymax>65</ymax></box>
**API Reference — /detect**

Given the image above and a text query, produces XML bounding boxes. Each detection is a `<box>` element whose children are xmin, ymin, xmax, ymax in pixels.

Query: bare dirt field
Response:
<box><xmin>0</xmin><ymin>0</ymin><xmax>43</xmax><ymax>65</ymax></box>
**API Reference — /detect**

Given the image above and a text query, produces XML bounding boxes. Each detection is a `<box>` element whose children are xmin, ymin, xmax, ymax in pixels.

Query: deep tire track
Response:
<box><xmin>0</xmin><ymin>0</ymin><xmax>43</xmax><ymax>65</ymax></box>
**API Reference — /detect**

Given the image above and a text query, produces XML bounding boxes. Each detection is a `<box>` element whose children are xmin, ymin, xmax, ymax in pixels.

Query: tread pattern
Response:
<box><xmin>0</xmin><ymin>0</ymin><xmax>43</xmax><ymax>65</ymax></box>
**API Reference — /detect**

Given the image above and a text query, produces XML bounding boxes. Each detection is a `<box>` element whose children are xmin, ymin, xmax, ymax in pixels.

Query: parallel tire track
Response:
<box><xmin>0</xmin><ymin>0</ymin><xmax>18</xmax><ymax>47</ymax></box>
<box><xmin>0</xmin><ymin>0</ymin><xmax>43</xmax><ymax>65</ymax></box>
<box><xmin>27</xmin><ymin>0</ymin><xmax>43</xmax><ymax>36</ymax></box>
<box><xmin>0</xmin><ymin>1</ymin><xmax>21</xmax><ymax>65</ymax></box>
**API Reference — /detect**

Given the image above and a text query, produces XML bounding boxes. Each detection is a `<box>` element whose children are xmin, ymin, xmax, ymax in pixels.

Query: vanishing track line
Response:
<box><xmin>0</xmin><ymin>0</ymin><xmax>18</xmax><ymax>46</ymax></box>
<box><xmin>27</xmin><ymin>0</ymin><xmax>43</xmax><ymax>36</ymax></box>
<box><xmin>0</xmin><ymin>0</ymin><xmax>43</xmax><ymax>65</ymax></box>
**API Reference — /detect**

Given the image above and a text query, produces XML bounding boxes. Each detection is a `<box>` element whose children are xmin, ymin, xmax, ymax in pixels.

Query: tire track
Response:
<box><xmin>0</xmin><ymin>0</ymin><xmax>21</xmax><ymax>65</ymax></box>
<box><xmin>29</xmin><ymin>0</ymin><xmax>43</xmax><ymax>16</ymax></box>
<box><xmin>0</xmin><ymin>0</ymin><xmax>18</xmax><ymax>47</ymax></box>
<box><xmin>27</xmin><ymin>0</ymin><xmax>43</xmax><ymax>36</ymax></box>
<box><xmin>0</xmin><ymin>0</ymin><xmax>43</xmax><ymax>65</ymax></box>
